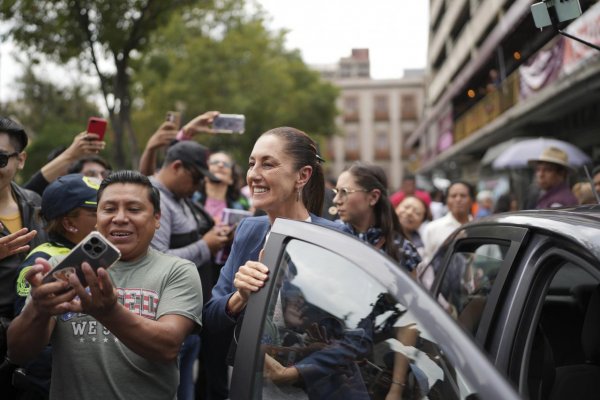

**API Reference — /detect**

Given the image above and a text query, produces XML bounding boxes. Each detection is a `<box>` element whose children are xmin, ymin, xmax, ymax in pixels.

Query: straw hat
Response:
<box><xmin>528</xmin><ymin>146</ymin><xmax>573</xmax><ymax>170</ymax></box>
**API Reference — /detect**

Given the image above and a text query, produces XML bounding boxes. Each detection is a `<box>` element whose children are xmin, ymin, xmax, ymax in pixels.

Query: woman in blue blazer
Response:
<box><xmin>202</xmin><ymin>127</ymin><xmax>347</xmax><ymax>398</ymax></box>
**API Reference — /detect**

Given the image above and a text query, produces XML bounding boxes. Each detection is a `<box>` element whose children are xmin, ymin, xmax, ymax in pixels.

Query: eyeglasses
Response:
<box><xmin>0</xmin><ymin>151</ymin><xmax>19</xmax><ymax>168</ymax></box>
<box><xmin>83</xmin><ymin>169</ymin><xmax>111</xmax><ymax>179</ymax></box>
<box><xmin>332</xmin><ymin>187</ymin><xmax>369</xmax><ymax>198</ymax></box>
<box><xmin>209</xmin><ymin>159</ymin><xmax>233</xmax><ymax>169</ymax></box>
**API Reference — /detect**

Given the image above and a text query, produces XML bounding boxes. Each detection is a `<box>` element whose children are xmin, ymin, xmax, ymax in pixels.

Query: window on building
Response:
<box><xmin>401</xmin><ymin>95</ymin><xmax>417</xmax><ymax>120</ymax></box>
<box><xmin>345</xmin><ymin>131</ymin><xmax>360</xmax><ymax>160</ymax></box>
<box><xmin>374</xmin><ymin>95</ymin><xmax>389</xmax><ymax>121</ymax></box>
<box><xmin>344</xmin><ymin>97</ymin><xmax>359</xmax><ymax>122</ymax></box>
<box><xmin>375</xmin><ymin>131</ymin><xmax>390</xmax><ymax>160</ymax></box>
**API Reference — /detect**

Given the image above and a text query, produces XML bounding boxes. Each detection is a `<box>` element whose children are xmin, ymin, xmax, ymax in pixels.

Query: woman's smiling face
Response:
<box><xmin>246</xmin><ymin>134</ymin><xmax>299</xmax><ymax>216</ymax></box>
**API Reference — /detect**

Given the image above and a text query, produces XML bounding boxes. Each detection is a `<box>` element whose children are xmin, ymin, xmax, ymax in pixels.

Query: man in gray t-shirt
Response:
<box><xmin>7</xmin><ymin>171</ymin><xmax>203</xmax><ymax>400</ymax></box>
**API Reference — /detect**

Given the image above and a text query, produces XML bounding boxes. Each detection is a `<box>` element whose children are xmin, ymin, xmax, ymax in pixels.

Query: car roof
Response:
<box><xmin>458</xmin><ymin>205</ymin><xmax>600</xmax><ymax>260</ymax></box>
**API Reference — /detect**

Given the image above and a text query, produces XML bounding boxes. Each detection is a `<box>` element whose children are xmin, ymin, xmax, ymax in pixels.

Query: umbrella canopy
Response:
<box><xmin>492</xmin><ymin>137</ymin><xmax>592</xmax><ymax>170</ymax></box>
<box><xmin>481</xmin><ymin>137</ymin><xmax>534</xmax><ymax>166</ymax></box>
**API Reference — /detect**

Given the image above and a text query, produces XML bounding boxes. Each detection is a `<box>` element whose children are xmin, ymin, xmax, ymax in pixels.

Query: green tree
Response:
<box><xmin>0</xmin><ymin>0</ymin><xmax>206</xmax><ymax>168</ymax></box>
<box><xmin>1</xmin><ymin>65</ymin><xmax>101</xmax><ymax>181</ymax></box>
<box><xmin>131</xmin><ymin>2</ymin><xmax>339</xmax><ymax>164</ymax></box>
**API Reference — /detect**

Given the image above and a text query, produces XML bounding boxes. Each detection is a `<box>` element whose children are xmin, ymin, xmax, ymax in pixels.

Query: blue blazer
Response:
<box><xmin>203</xmin><ymin>214</ymin><xmax>346</xmax><ymax>334</ymax></box>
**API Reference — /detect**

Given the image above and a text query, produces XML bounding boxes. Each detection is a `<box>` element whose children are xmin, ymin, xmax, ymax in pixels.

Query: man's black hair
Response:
<box><xmin>447</xmin><ymin>180</ymin><xmax>476</xmax><ymax>200</ymax></box>
<box><xmin>592</xmin><ymin>165</ymin><xmax>600</xmax><ymax>177</ymax></box>
<box><xmin>98</xmin><ymin>170</ymin><xmax>160</xmax><ymax>214</ymax></box>
<box><xmin>0</xmin><ymin>116</ymin><xmax>28</xmax><ymax>152</ymax></box>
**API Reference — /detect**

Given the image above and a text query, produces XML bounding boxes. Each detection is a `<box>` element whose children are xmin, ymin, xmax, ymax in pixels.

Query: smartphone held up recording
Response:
<box><xmin>41</xmin><ymin>232</ymin><xmax>121</xmax><ymax>287</ymax></box>
<box><xmin>86</xmin><ymin>117</ymin><xmax>108</xmax><ymax>141</ymax></box>
<box><xmin>212</xmin><ymin>114</ymin><xmax>245</xmax><ymax>134</ymax></box>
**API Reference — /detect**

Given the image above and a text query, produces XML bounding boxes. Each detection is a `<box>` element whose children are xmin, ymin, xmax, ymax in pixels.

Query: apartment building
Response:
<box><xmin>408</xmin><ymin>0</ymin><xmax>600</xmax><ymax>195</ymax></box>
<box><xmin>317</xmin><ymin>49</ymin><xmax>425</xmax><ymax>190</ymax></box>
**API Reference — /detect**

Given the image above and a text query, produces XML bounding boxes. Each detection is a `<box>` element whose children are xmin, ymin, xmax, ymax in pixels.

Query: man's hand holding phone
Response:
<box><xmin>26</xmin><ymin>258</ymin><xmax>78</xmax><ymax>318</ymax></box>
<box><xmin>66</xmin><ymin>262</ymin><xmax>118</xmax><ymax>319</ymax></box>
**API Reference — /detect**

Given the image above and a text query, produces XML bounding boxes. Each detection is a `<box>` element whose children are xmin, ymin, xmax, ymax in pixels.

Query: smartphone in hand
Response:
<box><xmin>87</xmin><ymin>117</ymin><xmax>108</xmax><ymax>141</ymax></box>
<box><xmin>212</xmin><ymin>114</ymin><xmax>245</xmax><ymax>134</ymax></box>
<box><xmin>41</xmin><ymin>232</ymin><xmax>121</xmax><ymax>287</ymax></box>
<box><xmin>166</xmin><ymin>111</ymin><xmax>182</xmax><ymax>128</ymax></box>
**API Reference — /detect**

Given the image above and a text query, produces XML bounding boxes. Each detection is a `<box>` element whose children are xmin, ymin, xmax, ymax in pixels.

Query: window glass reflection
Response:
<box><xmin>257</xmin><ymin>239</ymin><xmax>484</xmax><ymax>399</ymax></box>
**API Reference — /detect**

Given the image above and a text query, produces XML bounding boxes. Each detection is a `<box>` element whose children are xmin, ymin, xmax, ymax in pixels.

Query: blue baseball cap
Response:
<box><xmin>41</xmin><ymin>174</ymin><xmax>100</xmax><ymax>220</ymax></box>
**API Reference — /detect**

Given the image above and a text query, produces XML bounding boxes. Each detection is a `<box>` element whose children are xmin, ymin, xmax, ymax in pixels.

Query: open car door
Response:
<box><xmin>231</xmin><ymin>219</ymin><xmax>520</xmax><ymax>400</ymax></box>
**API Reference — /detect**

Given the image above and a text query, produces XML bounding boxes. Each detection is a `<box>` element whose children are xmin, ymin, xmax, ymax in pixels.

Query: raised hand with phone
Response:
<box><xmin>23</xmin><ymin>118</ymin><xmax>107</xmax><ymax>195</ymax></box>
<box><xmin>139</xmin><ymin>110</ymin><xmax>219</xmax><ymax>175</ymax></box>
<box><xmin>177</xmin><ymin>110</ymin><xmax>220</xmax><ymax>140</ymax></box>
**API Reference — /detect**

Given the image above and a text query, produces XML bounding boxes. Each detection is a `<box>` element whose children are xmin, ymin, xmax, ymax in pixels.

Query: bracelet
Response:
<box><xmin>391</xmin><ymin>380</ymin><xmax>405</xmax><ymax>386</ymax></box>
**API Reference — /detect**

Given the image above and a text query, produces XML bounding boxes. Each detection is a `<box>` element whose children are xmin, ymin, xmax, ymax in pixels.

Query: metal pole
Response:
<box><xmin>558</xmin><ymin>30</ymin><xmax>600</xmax><ymax>52</ymax></box>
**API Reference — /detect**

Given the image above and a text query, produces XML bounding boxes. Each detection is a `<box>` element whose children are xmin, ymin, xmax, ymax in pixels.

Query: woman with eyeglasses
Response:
<box><xmin>193</xmin><ymin>151</ymin><xmax>249</xmax><ymax>221</ymax></box>
<box><xmin>334</xmin><ymin>163</ymin><xmax>423</xmax><ymax>400</ymax></box>
<box><xmin>334</xmin><ymin>162</ymin><xmax>421</xmax><ymax>272</ymax></box>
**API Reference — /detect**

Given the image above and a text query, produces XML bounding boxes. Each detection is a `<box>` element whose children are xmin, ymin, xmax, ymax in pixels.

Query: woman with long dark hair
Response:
<box><xmin>334</xmin><ymin>162</ymin><xmax>421</xmax><ymax>273</ymax></box>
<box><xmin>202</xmin><ymin>127</ymin><xmax>346</xmax><ymax>398</ymax></box>
<box><xmin>194</xmin><ymin>151</ymin><xmax>248</xmax><ymax>218</ymax></box>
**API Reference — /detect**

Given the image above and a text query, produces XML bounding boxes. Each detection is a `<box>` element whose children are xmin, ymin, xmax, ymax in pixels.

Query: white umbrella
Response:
<box><xmin>492</xmin><ymin>137</ymin><xmax>592</xmax><ymax>170</ymax></box>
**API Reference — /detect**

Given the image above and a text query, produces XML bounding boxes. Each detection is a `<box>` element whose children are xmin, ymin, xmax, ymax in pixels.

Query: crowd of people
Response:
<box><xmin>0</xmin><ymin>113</ymin><xmax>597</xmax><ymax>400</ymax></box>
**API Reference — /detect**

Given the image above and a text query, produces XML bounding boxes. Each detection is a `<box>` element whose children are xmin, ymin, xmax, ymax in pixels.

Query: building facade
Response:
<box><xmin>317</xmin><ymin>49</ymin><xmax>425</xmax><ymax>190</ymax></box>
<box><xmin>408</xmin><ymin>0</ymin><xmax>600</xmax><ymax>202</ymax></box>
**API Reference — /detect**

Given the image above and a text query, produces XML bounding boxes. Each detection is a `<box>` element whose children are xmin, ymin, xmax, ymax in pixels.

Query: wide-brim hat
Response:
<box><xmin>528</xmin><ymin>146</ymin><xmax>573</xmax><ymax>171</ymax></box>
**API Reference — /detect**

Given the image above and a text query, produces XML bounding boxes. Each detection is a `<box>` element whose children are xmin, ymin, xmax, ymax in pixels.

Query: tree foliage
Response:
<box><xmin>1</xmin><ymin>66</ymin><xmax>101</xmax><ymax>181</ymax></box>
<box><xmin>131</xmin><ymin>1</ymin><xmax>339</xmax><ymax>164</ymax></box>
<box><xmin>0</xmin><ymin>0</ymin><xmax>205</xmax><ymax>168</ymax></box>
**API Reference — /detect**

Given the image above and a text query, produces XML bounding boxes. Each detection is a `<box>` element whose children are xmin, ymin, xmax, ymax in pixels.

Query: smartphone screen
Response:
<box><xmin>212</xmin><ymin>114</ymin><xmax>245</xmax><ymax>134</ymax></box>
<box><xmin>87</xmin><ymin>117</ymin><xmax>108</xmax><ymax>141</ymax></box>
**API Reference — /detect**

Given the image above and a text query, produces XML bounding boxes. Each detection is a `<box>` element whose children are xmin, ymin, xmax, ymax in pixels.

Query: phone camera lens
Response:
<box><xmin>93</xmin><ymin>246</ymin><xmax>103</xmax><ymax>254</ymax></box>
<box><xmin>90</xmin><ymin>237</ymin><xmax>99</xmax><ymax>245</ymax></box>
<box><xmin>84</xmin><ymin>244</ymin><xmax>92</xmax><ymax>252</ymax></box>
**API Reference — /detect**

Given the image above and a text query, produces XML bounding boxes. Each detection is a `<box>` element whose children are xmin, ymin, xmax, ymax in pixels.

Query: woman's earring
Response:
<box><xmin>296</xmin><ymin>188</ymin><xmax>301</xmax><ymax>202</ymax></box>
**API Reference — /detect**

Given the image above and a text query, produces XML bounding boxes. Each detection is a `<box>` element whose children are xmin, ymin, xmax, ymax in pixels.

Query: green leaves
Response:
<box><xmin>132</xmin><ymin>3</ymin><xmax>338</xmax><ymax>163</ymax></box>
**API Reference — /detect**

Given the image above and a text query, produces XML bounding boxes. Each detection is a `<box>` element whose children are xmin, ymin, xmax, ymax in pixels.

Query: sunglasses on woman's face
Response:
<box><xmin>0</xmin><ymin>151</ymin><xmax>19</xmax><ymax>168</ymax></box>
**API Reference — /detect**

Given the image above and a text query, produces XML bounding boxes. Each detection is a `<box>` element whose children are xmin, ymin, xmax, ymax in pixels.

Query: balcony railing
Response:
<box><xmin>454</xmin><ymin>71</ymin><xmax>520</xmax><ymax>142</ymax></box>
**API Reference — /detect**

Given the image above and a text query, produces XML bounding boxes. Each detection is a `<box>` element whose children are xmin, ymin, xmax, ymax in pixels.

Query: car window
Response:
<box><xmin>437</xmin><ymin>241</ymin><xmax>510</xmax><ymax>335</ymax></box>
<box><xmin>256</xmin><ymin>239</ymin><xmax>493</xmax><ymax>400</ymax></box>
<box><xmin>524</xmin><ymin>259</ymin><xmax>600</xmax><ymax>400</ymax></box>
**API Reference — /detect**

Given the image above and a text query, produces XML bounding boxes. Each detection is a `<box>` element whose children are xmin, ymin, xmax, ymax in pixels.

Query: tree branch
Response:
<box><xmin>72</xmin><ymin>0</ymin><xmax>113</xmax><ymax>114</ymax></box>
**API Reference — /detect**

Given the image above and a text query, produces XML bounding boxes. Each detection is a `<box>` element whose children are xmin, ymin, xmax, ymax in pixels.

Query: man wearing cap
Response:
<box><xmin>528</xmin><ymin>146</ymin><xmax>578</xmax><ymax>209</ymax></box>
<box><xmin>0</xmin><ymin>117</ymin><xmax>46</xmax><ymax>381</ymax></box>
<box><xmin>11</xmin><ymin>174</ymin><xmax>99</xmax><ymax>397</ymax></box>
<box><xmin>150</xmin><ymin>140</ymin><xmax>231</xmax><ymax>399</ymax></box>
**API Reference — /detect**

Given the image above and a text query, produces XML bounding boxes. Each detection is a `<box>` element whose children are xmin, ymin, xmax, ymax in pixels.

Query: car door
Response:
<box><xmin>230</xmin><ymin>219</ymin><xmax>520</xmax><ymax>400</ymax></box>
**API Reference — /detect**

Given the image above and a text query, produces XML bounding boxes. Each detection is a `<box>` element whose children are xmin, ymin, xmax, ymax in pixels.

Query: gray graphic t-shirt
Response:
<box><xmin>47</xmin><ymin>248</ymin><xmax>202</xmax><ymax>400</ymax></box>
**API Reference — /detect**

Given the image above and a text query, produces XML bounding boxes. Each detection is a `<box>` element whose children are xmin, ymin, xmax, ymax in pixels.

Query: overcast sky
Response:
<box><xmin>0</xmin><ymin>1</ymin><xmax>429</xmax><ymax>101</ymax></box>
<box><xmin>256</xmin><ymin>0</ymin><xmax>429</xmax><ymax>78</ymax></box>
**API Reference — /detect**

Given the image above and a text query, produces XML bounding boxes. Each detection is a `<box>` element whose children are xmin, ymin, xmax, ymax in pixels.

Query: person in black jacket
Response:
<box><xmin>0</xmin><ymin>116</ymin><xmax>47</xmax><ymax>398</ymax></box>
